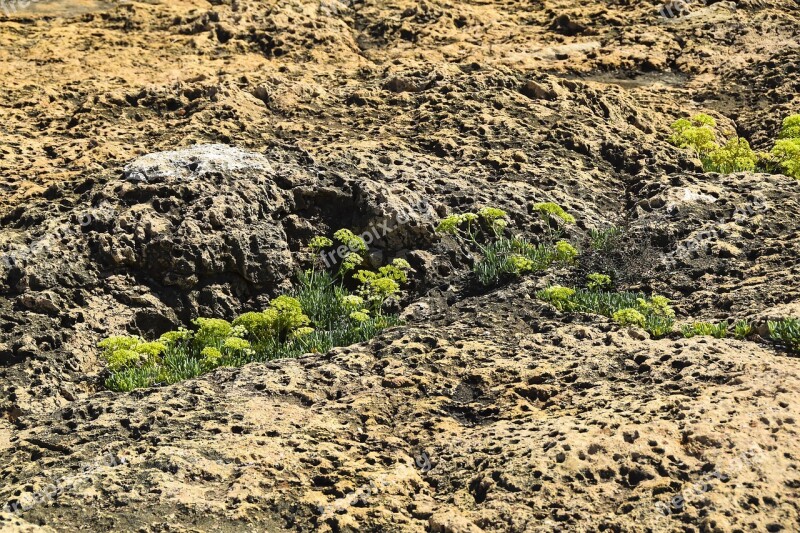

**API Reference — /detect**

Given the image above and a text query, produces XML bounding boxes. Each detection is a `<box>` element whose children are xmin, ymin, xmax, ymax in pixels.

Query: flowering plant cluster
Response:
<box><xmin>100</xmin><ymin>228</ymin><xmax>411</xmax><ymax>392</ymax></box>
<box><xmin>668</xmin><ymin>112</ymin><xmax>800</xmax><ymax>179</ymax></box>
<box><xmin>436</xmin><ymin>204</ymin><xmax>580</xmax><ymax>286</ymax></box>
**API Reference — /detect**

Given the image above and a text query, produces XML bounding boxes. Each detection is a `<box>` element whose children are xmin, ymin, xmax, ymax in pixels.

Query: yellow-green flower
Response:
<box><xmin>492</xmin><ymin>219</ymin><xmax>508</xmax><ymax>234</ymax></box>
<box><xmin>309</xmin><ymin>236</ymin><xmax>333</xmax><ymax>251</ymax></box>
<box><xmin>334</xmin><ymin>229</ymin><xmax>368</xmax><ymax>254</ymax></box>
<box><xmin>587</xmin><ymin>273</ymin><xmax>611</xmax><ymax>291</ymax></box>
<box><xmin>291</xmin><ymin>326</ymin><xmax>315</xmax><ymax>338</ymax></box>
<box><xmin>554</xmin><ymin>241</ymin><xmax>578</xmax><ymax>263</ymax></box>
<box><xmin>478</xmin><ymin>207</ymin><xmax>507</xmax><ymax>221</ymax></box>
<box><xmin>341</xmin><ymin>295</ymin><xmax>364</xmax><ymax>308</ymax></box>
<box><xmin>537</xmin><ymin>285</ymin><xmax>576</xmax><ymax>311</ymax></box>
<box><xmin>341</xmin><ymin>252</ymin><xmax>363</xmax><ymax>273</ymax></box>
<box><xmin>507</xmin><ymin>254</ymin><xmax>534</xmax><ymax>273</ymax></box>
<box><xmin>135</xmin><ymin>341</ymin><xmax>166</xmax><ymax>359</ymax></box>
<box><xmin>98</xmin><ymin>335</ymin><xmax>141</xmax><ymax>353</ymax></box>
<box><xmin>378</xmin><ymin>264</ymin><xmax>408</xmax><ymax>283</ymax></box>
<box><xmin>200</xmin><ymin>346</ymin><xmax>223</xmax><ymax>370</ymax></box>
<box><xmin>533</xmin><ymin>202</ymin><xmax>575</xmax><ymax>224</ymax></box>
<box><xmin>159</xmin><ymin>328</ymin><xmax>192</xmax><ymax>346</ymax></box>
<box><xmin>105</xmin><ymin>349</ymin><xmax>141</xmax><ymax>372</ymax></box>
<box><xmin>771</xmin><ymin>138</ymin><xmax>800</xmax><ymax>179</ymax></box>
<box><xmin>668</xmin><ymin>114</ymin><xmax>718</xmax><ymax>155</ymax></box>
<box><xmin>436</xmin><ymin>214</ymin><xmax>463</xmax><ymax>234</ymax></box>
<box><xmin>222</xmin><ymin>337</ymin><xmax>251</xmax><ymax>352</ymax></box>
<box><xmin>350</xmin><ymin>311</ymin><xmax>370</xmax><ymax>323</ymax></box>
<box><xmin>391</xmin><ymin>258</ymin><xmax>411</xmax><ymax>270</ymax></box>
<box><xmin>613</xmin><ymin>308</ymin><xmax>646</xmax><ymax>328</ymax></box>
<box><xmin>779</xmin><ymin>114</ymin><xmax>800</xmax><ymax>139</ymax></box>
<box><xmin>637</xmin><ymin>295</ymin><xmax>675</xmax><ymax>319</ymax></box>
<box><xmin>193</xmin><ymin>317</ymin><xmax>232</xmax><ymax>346</ymax></box>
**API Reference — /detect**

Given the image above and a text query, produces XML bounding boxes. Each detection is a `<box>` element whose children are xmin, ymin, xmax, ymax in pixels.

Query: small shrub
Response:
<box><xmin>668</xmin><ymin>114</ymin><xmax>718</xmax><ymax>155</ymax></box>
<box><xmin>767</xmin><ymin>318</ymin><xmax>800</xmax><ymax>352</ymax></box>
<box><xmin>537</xmin><ymin>286</ymin><xmax>576</xmax><ymax>311</ymax></box>
<box><xmin>770</xmin><ymin>138</ymin><xmax>800</xmax><ymax>179</ymax></box>
<box><xmin>669</xmin><ymin>113</ymin><xmax>758</xmax><ymax>174</ymax></box>
<box><xmin>778</xmin><ymin>114</ymin><xmax>800</xmax><ymax>139</ymax></box>
<box><xmin>681</xmin><ymin>321</ymin><xmax>727</xmax><ymax>339</ymax></box>
<box><xmin>704</xmin><ymin>137</ymin><xmax>758</xmax><ymax>174</ymax></box>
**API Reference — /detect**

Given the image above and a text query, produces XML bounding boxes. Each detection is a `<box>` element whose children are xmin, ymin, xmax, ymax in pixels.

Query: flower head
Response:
<box><xmin>309</xmin><ymin>236</ymin><xmax>333</xmax><ymax>251</ymax></box>
<box><xmin>612</xmin><ymin>308</ymin><xmax>646</xmax><ymax>328</ymax></box>
<box><xmin>341</xmin><ymin>295</ymin><xmax>364</xmax><ymax>308</ymax></box>
<box><xmin>478</xmin><ymin>207</ymin><xmax>507</xmax><ymax>221</ymax></box>
<box><xmin>104</xmin><ymin>348</ymin><xmax>141</xmax><ymax>372</ymax></box>
<box><xmin>291</xmin><ymin>326</ymin><xmax>315</xmax><ymax>338</ymax></box>
<box><xmin>341</xmin><ymin>252</ymin><xmax>363</xmax><ymax>273</ymax></box>
<box><xmin>532</xmin><ymin>202</ymin><xmax>575</xmax><ymax>224</ymax></box>
<box><xmin>334</xmin><ymin>229</ymin><xmax>368</xmax><ymax>254</ymax></box>
<box><xmin>223</xmin><ymin>337</ymin><xmax>251</xmax><ymax>352</ymax></box>
<box><xmin>586</xmin><ymin>273</ymin><xmax>611</xmax><ymax>291</ymax></box>
<box><xmin>554</xmin><ymin>241</ymin><xmax>578</xmax><ymax>263</ymax></box>
<box><xmin>350</xmin><ymin>310</ymin><xmax>370</xmax><ymax>323</ymax></box>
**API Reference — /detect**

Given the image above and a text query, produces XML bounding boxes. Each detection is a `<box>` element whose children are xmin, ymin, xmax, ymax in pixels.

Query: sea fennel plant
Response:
<box><xmin>437</xmin><ymin>204</ymin><xmax>579</xmax><ymax>286</ymax></box>
<box><xmin>99</xmin><ymin>229</ymin><xmax>411</xmax><ymax>392</ymax></box>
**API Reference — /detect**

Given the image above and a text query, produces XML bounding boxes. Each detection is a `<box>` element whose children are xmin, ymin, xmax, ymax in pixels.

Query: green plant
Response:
<box><xmin>733</xmin><ymin>320</ymin><xmax>754</xmax><ymax>340</ymax></box>
<box><xmin>778</xmin><ymin>114</ymin><xmax>800</xmax><ymax>139</ymax></box>
<box><xmin>532</xmin><ymin>202</ymin><xmax>576</xmax><ymax>225</ymax></box>
<box><xmin>644</xmin><ymin>314</ymin><xmax>675</xmax><ymax>338</ymax></box>
<box><xmin>537</xmin><ymin>285</ymin><xmax>576</xmax><ymax>311</ymax></box>
<box><xmin>586</xmin><ymin>272</ymin><xmax>611</xmax><ymax>291</ymax></box>
<box><xmin>588</xmin><ymin>226</ymin><xmax>622</xmax><ymax>252</ymax></box>
<box><xmin>536</xmin><ymin>288</ymin><xmax>675</xmax><ymax>338</ymax></box>
<box><xmin>554</xmin><ymin>240</ymin><xmax>578</xmax><ymax>264</ymax></box>
<box><xmin>681</xmin><ymin>321</ymin><xmax>727</xmax><ymax>339</ymax></box>
<box><xmin>437</xmin><ymin>206</ymin><xmax>579</xmax><ymax>286</ymax></box>
<box><xmin>473</xmin><ymin>237</ymin><xmax>561</xmax><ymax>286</ymax></box>
<box><xmin>668</xmin><ymin>114</ymin><xmax>718</xmax><ymax>156</ymax></box>
<box><xmin>100</xmin><ymin>230</ymin><xmax>410</xmax><ymax>392</ymax></box>
<box><xmin>435</xmin><ymin>208</ymin><xmax>504</xmax><ymax>240</ymax></box>
<box><xmin>669</xmin><ymin>113</ymin><xmax>758</xmax><ymax>174</ymax></box>
<box><xmin>613</xmin><ymin>308</ymin><xmax>646</xmax><ymax>328</ymax></box>
<box><xmin>770</xmin><ymin>138</ymin><xmax>800</xmax><ymax>179</ymax></box>
<box><xmin>767</xmin><ymin>318</ymin><xmax>800</xmax><ymax>352</ymax></box>
<box><xmin>704</xmin><ymin>137</ymin><xmax>758</xmax><ymax>174</ymax></box>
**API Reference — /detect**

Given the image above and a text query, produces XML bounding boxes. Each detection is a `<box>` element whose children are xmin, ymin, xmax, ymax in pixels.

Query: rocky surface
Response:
<box><xmin>1</xmin><ymin>0</ymin><xmax>800</xmax><ymax>531</ymax></box>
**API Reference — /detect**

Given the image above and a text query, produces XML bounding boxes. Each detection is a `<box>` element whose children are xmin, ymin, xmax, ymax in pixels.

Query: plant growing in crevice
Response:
<box><xmin>733</xmin><ymin>320</ymin><xmax>754</xmax><ymax>340</ymax></box>
<box><xmin>767</xmin><ymin>318</ymin><xmax>800</xmax><ymax>352</ymax></box>
<box><xmin>437</xmin><ymin>204</ymin><xmax>579</xmax><ymax>286</ymax></box>
<box><xmin>99</xmin><ymin>228</ymin><xmax>412</xmax><ymax>392</ymax></box>
<box><xmin>586</xmin><ymin>273</ymin><xmax>611</xmax><ymax>292</ymax></box>
<box><xmin>770</xmin><ymin>138</ymin><xmax>800</xmax><ymax>179</ymax></box>
<box><xmin>668</xmin><ymin>113</ymin><xmax>718</xmax><ymax>156</ymax></box>
<box><xmin>681</xmin><ymin>321</ymin><xmax>727</xmax><ymax>339</ymax></box>
<box><xmin>668</xmin><ymin>113</ymin><xmax>758</xmax><ymax>174</ymax></box>
<box><xmin>536</xmin><ymin>287</ymin><xmax>675</xmax><ymax>338</ymax></box>
<box><xmin>588</xmin><ymin>226</ymin><xmax>623</xmax><ymax>253</ymax></box>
